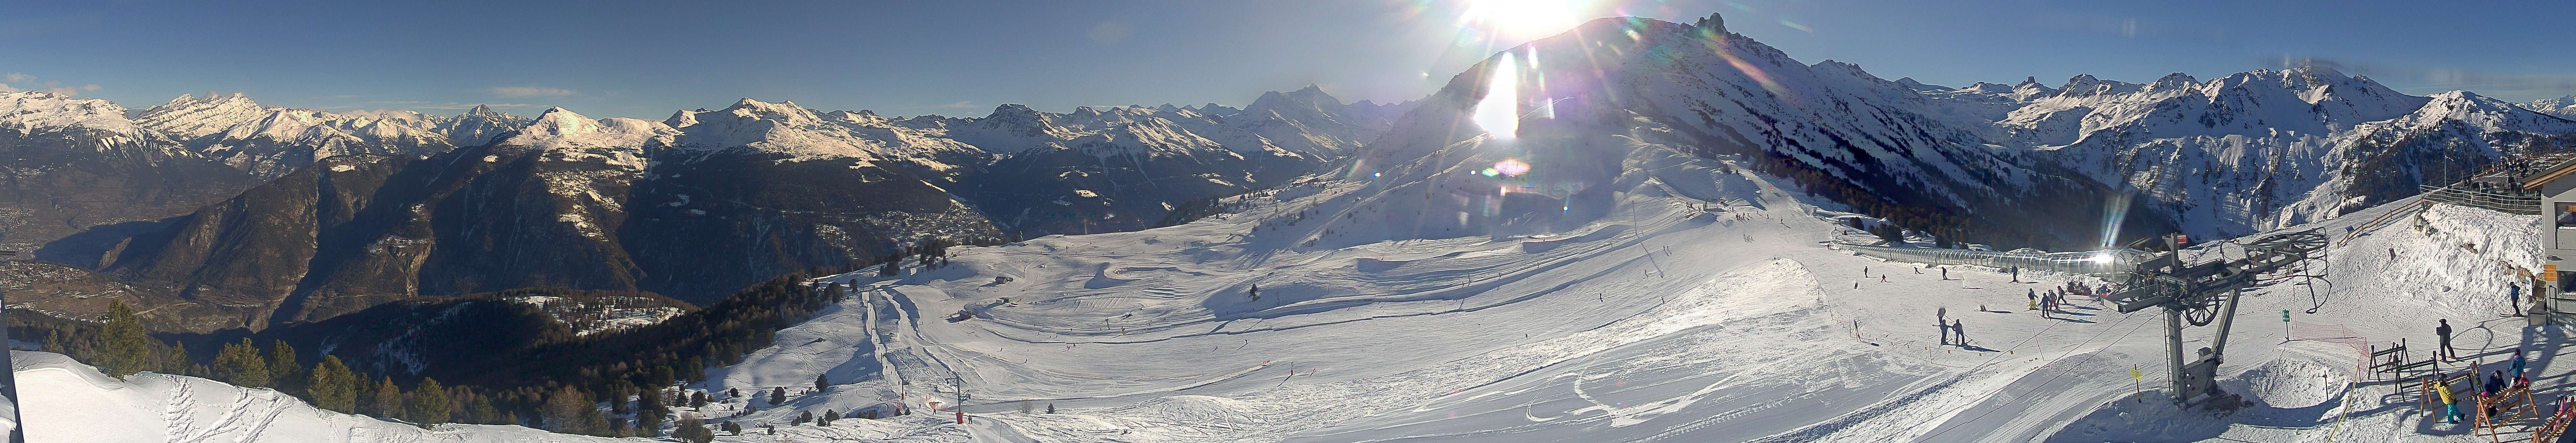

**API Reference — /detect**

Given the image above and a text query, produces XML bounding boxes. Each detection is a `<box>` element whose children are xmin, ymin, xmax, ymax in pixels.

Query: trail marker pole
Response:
<box><xmin>2132</xmin><ymin>365</ymin><xmax>2142</xmax><ymax>403</ymax></box>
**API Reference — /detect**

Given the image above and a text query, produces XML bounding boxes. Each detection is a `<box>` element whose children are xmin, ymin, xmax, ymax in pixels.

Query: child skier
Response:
<box><xmin>2513</xmin><ymin>349</ymin><xmax>2529</xmax><ymax>379</ymax></box>
<box><xmin>2438</xmin><ymin>380</ymin><xmax>2463</xmax><ymax>424</ymax></box>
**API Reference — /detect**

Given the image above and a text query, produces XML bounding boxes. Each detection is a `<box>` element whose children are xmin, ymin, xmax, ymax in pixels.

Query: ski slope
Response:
<box><xmin>705</xmin><ymin>129</ymin><xmax>2556</xmax><ymax>442</ymax></box>
<box><xmin>21</xmin><ymin>130</ymin><xmax>2558</xmax><ymax>442</ymax></box>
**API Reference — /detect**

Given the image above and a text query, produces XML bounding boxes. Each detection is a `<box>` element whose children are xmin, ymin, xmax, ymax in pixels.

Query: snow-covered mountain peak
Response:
<box><xmin>439</xmin><ymin>104</ymin><xmax>531</xmax><ymax>147</ymax></box>
<box><xmin>136</xmin><ymin>93</ymin><xmax>274</xmax><ymax>140</ymax></box>
<box><xmin>2052</xmin><ymin>74</ymin><xmax>2143</xmax><ymax>98</ymax></box>
<box><xmin>664</xmin><ymin>98</ymin><xmax>903</xmax><ymax>162</ymax></box>
<box><xmin>2144</xmin><ymin>72</ymin><xmax>2200</xmax><ymax>92</ymax></box>
<box><xmin>2385</xmin><ymin>90</ymin><xmax>2576</xmax><ymax>132</ymax></box>
<box><xmin>2525</xmin><ymin>95</ymin><xmax>2576</xmax><ymax>119</ymax></box>
<box><xmin>499</xmin><ymin>107</ymin><xmax>672</xmax><ymax>167</ymax></box>
<box><xmin>1893</xmin><ymin>77</ymin><xmax>1945</xmax><ymax>92</ymax></box>
<box><xmin>0</xmin><ymin>90</ymin><xmax>138</xmax><ymax>135</ymax></box>
<box><xmin>2011</xmin><ymin>76</ymin><xmax>2058</xmax><ymax>98</ymax></box>
<box><xmin>720</xmin><ymin>97</ymin><xmax>825</xmax><ymax>126</ymax></box>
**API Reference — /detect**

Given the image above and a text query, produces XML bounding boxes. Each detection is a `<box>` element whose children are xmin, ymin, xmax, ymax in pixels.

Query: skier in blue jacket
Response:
<box><xmin>2513</xmin><ymin>349</ymin><xmax>2528</xmax><ymax>379</ymax></box>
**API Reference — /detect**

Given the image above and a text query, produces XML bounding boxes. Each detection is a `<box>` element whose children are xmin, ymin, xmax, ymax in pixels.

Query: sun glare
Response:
<box><xmin>1472</xmin><ymin>53</ymin><xmax>1519</xmax><ymax>139</ymax></box>
<box><xmin>1460</xmin><ymin>0</ymin><xmax>1584</xmax><ymax>40</ymax></box>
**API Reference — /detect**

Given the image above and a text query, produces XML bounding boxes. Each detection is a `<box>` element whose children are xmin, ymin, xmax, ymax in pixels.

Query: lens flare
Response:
<box><xmin>1458</xmin><ymin>0</ymin><xmax>1585</xmax><ymax>40</ymax></box>
<box><xmin>1494</xmin><ymin>158</ymin><xmax>1531</xmax><ymax>176</ymax></box>
<box><xmin>1472</xmin><ymin>53</ymin><xmax>1520</xmax><ymax>139</ymax></box>
<box><xmin>2097</xmin><ymin>192</ymin><xmax>2133</xmax><ymax>249</ymax></box>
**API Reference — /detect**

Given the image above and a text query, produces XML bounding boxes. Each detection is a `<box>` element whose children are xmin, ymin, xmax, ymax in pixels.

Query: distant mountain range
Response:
<box><xmin>1330</xmin><ymin>13</ymin><xmax>2576</xmax><ymax>252</ymax></box>
<box><xmin>1</xmin><ymin>85</ymin><xmax>1410</xmax><ymax>330</ymax></box>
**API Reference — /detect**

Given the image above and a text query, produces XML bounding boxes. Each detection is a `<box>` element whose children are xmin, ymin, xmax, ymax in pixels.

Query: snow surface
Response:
<box><xmin>22</xmin><ymin>114</ymin><xmax>2567</xmax><ymax>442</ymax></box>
<box><xmin>509</xmin><ymin>295</ymin><xmax>690</xmax><ymax>336</ymax></box>
<box><xmin>0</xmin><ymin>90</ymin><xmax>139</xmax><ymax>136</ymax></box>
<box><xmin>14</xmin><ymin>351</ymin><xmax>638</xmax><ymax>443</ymax></box>
<box><xmin>22</xmin><ymin>13</ymin><xmax>2576</xmax><ymax>443</ymax></box>
<box><xmin>680</xmin><ymin>129</ymin><xmax>2556</xmax><ymax>441</ymax></box>
<box><xmin>2524</xmin><ymin>95</ymin><xmax>2576</xmax><ymax>119</ymax></box>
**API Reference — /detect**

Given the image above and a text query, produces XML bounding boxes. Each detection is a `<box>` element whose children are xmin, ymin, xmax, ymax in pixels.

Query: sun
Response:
<box><xmin>1459</xmin><ymin>0</ymin><xmax>1585</xmax><ymax>40</ymax></box>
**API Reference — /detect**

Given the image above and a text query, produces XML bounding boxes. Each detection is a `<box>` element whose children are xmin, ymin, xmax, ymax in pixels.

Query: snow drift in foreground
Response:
<box><xmin>13</xmin><ymin>351</ymin><xmax>634</xmax><ymax>443</ymax></box>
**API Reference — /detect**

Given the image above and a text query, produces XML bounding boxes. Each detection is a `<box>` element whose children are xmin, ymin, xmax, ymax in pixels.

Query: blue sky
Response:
<box><xmin>6</xmin><ymin>0</ymin><xmax>2571</xmax><ymax>119</ymax></box>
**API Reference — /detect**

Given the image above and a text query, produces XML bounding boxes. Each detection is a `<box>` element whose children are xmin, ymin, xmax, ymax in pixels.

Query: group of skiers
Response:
<box><xmin>2433</xmin><ymin>348</ymin><xmax>2533</xmax><ymax>424</ymax></box>
<box><xmin>1935</xmin><ymin>306</ymin><xmax>1968</xmax><ymax>347</ymax></box>
<box><xmin>2025</xmin><ymin>281</ymin><xmax>2100</xmax><ymax>319</ymax></box>
<box><xmin>1923</xmin><ymin>276</ymin><xmax>2117</xmax><ymax>347</ymax></box>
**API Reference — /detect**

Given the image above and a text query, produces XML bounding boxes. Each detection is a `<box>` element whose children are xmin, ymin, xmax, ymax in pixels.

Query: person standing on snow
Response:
<box><xmin>1952</xmin><ymin>320</ymin><xmax>1967</xmax><ymax>347</ymax></box>
<box><xmin>2437</xmin><ymin>379</ymin><xmax>2463</xmax><ymax>424</ymax></box>
<box><xmin>2514</xmin><ymin>349</ymin><xmax>2529</xmax><ymax>379</ymax></box>
<box><xmin>1937</xmin><ymin>307</ymin><xmax>1950</xmax><ymax>345</ymax></box>
<box><xmin>2437</xmin><ymin>319</ymin><xmax>2456</xmax><ymax>360</ymax></box>
<box><xmin>2510</xmin><ymin>285</ymin><xmax>2524</xmax><ymax>316</ymax></box>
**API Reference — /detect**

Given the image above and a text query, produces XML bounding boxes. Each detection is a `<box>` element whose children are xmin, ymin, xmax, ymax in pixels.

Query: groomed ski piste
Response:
<box><xmin>22</xmin><ymin>115</ymin><xmax>2563</xmax><ymax>441</ymax></box>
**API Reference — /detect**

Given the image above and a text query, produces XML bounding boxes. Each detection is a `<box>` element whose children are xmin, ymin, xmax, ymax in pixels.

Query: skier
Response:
<box><xmin>2438</xmin><ymin>379</ymin><xmax>2463</xmax><ymax>424</ymax></box>
<box><xmin>2513</xmin><ymin>349</ymin><xmax>2529</xmax><ymax>379</ymax></box>
<box><xmin>2437</xmin><ymin>319</ymin><xmax>2456</xmax><ymax>360</ymax></box>
<box><xmin>2487</xmin><ymin>370</ymin><xmax>2510</xmax><ymax>418</ymax></box>
<box><xmin>2510</xmin><ymin>285</ymin><xmax>2524</xmax><ymax>316</ymax></box>
<box><xmin>1952</xmin><ymin>320</ymin><xmax>1967</xmax><ymax>347</ymax></box>
<box><xmin>1936</xmin><ymin>307</ymin><xmax>1951</xmax><ymax>345</ymax></box>
<box><xmin>2027</xmin><ymin>289</ymin><xmax>2038</xmax><ymax>311</ymax></box>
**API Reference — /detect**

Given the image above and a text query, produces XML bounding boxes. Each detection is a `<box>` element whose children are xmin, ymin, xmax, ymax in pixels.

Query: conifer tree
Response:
<box><xmin>213</xmin><ymin>339</ymin><xmax>270</xmax><ymax>388</ymax></box>
<box><xmin>162</xmin><ymin>342</ymin><xmax>193</xmax><ymax>375</ymax></box>
<box><xmin>719</xmin><ymin>421</ymin><xmax>740</xmax><ymax>435</ymax></box>
<box><xmin>692</xmin><ymin>391</ymin><xmax>709</xmax><ymax>408</ymax></box>
<box><xmin>580</xmin><ymin>404</ymin><xmax>611</xmax><ymax>437</ymax></box>
<box><xmin>542</xmin><ymin>386</ymin><xmax>596</xmax><ymax>434</ymax></box>
<box><xmin>822</xmin><ymin>409</ymin><xmax>839</xmax><ymax>426</ymax></box>
<box><xmin>815</xmin><ymin>373</ymin><xmax>830</xmax><ymax>392</ymax></box>
<box><xmin>355</xmin><ymin>374</ymin><xmax>381</xmax><ymax>415</ymax></box>
<box><xmin>369</xmin><ymin>377</ymin><xmax>404</xmax><ymax>420</ymax></box>
<box><xmin>409</xmin><ymin>377</ymin><xmax>451</xmax><ymax>425</ymax></box>
<box><xmin>266</xmin><ymin>340</ymin><xmax>302</xmax><ymax>392</ymax></box>
<box><xmin>673</xmin><ymin>419</ymin><xmax>714</xmax><ymax>443</ymax></box>
<box><xmin>635</xmin><ymin>390</ymin><xmax>667</xmax><ymax>436</ymax></box>
<box><xmin>608</xmin><ymin>418</ymin><xmax>631</xmax><ymax>437</ymax></box>
<box><xmin>97</xmin><ymin>301</ymin><xmax>153</xmax><ymax>378</ymax></box>
<box><xmin>308</xmin><ymin>356</ymin><xmax>359</xmax><ymax>412</ymax></box>
<box><xmin>466</xmin><ymin>393</ymin><xmax>505</xmax><ymax>425</ymax></box>
<box><xmin>795</xmin><ymin>410</ymin><xmax>812</xmax><ymax>425</ymax></box>
<box><xmin>770</xmin><ymin>386</ymin><xmax>786</xmax><ymax>406</ymax></box>
<box><xmin>39</xmin><ymin>329</ymin><xmax>61</xmax><ymax>354</ymax></box>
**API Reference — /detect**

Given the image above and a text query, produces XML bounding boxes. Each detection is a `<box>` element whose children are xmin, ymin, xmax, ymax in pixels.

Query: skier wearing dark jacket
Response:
<box><xmin>2437</xmin><ymin>319</ymin><xmax>2455</xmax><ymax>359</ymax></box>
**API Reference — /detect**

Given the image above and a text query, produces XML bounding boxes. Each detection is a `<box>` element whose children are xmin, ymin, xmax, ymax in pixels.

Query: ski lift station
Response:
<box><xmin>2527</xmin><ymin>156</ymin><xmax>2576</xmax><ymax>315</ymax></box>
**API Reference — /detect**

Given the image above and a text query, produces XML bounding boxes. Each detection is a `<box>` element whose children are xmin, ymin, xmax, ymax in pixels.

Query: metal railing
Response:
<box><xmin>2417</xmin><ymin>184</ymin><xmax>2540</xmax><ymax>215</ymax></box>
<box><xmin>1841</xmin><ymin>244</ymin><xmax>2148</xmax><ymax>275</ymax></box>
